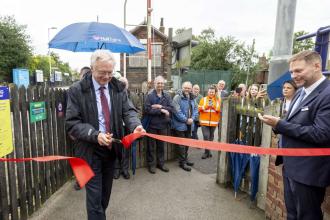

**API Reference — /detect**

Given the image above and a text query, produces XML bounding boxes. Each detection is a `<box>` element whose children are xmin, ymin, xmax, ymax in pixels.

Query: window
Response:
<box><xmin>129</xmin><ymin>44</ymin><xmax>162</xmax><ymax>67</ymax></box>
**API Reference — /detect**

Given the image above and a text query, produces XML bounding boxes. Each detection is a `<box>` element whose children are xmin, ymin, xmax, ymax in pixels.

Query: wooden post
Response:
<box><xmin>12</xmin><ymin>85</ymin><xmax>28</xmax><ymax>219</ymax></box>
<box><xmin>20</xmin><ymin>86</ymin><xmax>34</xmax><ymax>215</ymax></box>
<box><xmin>7</xmin><ymin>85</ymin><xmax>19</xmax><ymax>220</ymax></box>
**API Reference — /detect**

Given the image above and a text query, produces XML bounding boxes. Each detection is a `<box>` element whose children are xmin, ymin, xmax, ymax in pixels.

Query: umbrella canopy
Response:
<box><xmin>249</xmin><ymin>155</ymin><xmax>260</xmax><ymax>201</ymax></box>
<box><xmin>131</xmin><ymin>141</ymin><xmax>137</xmax><ymax>175</ymax></box>
<box><xmin>267</xmin><ymin>71</ymin><xmax>291</xmax><ymax>100</ymax></box>
<box><xmin>229</xmin><ymin>140</ymin><xmax>250</xmax><ymax>198</ymax></box>
<box><xmin>48</xmin><ymin>22</ymin><xmax>145</xmax><ymax>54</ymax></box>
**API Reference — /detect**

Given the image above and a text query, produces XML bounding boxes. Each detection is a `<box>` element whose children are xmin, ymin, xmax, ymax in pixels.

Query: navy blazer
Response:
<box><xmin>275</xmin><ymin>79</ymin><xmax>330</xmax><ymax>187</ymax></box>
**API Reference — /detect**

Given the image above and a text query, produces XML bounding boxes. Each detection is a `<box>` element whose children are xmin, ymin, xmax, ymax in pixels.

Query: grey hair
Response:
<box><xmin>182</xmin><ymin>81</ymin><xmax>192</xmax><ymax>88</ymax></box>
<box><xmin>218</xmin><ymin>80</ymin><xmax>225</xmax><ymax>85</ymax></box>
<box><xmin>193</xmin><ymin>84</ymin><xmax>200</xmax><ymax>89</ymax></box>
<box><xmin>154</xmin><ymin>75</ymin><xmax>165</xmax><ymax>83</ymax></box>
<box><xmin>90</xmin><ymin>50</ymin><xmax>116</xmax><ymax>68</ymax></box>
<box><xmin>119</xmin><ymin>77</ymin><xmax>129</xmax><ymax>90</ymax></box>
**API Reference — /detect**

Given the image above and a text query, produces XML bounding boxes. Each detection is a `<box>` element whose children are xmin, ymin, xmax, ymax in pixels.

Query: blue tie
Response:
<box><xmin>289</xmin><ymin>89</ymin><xmax>306</xmax><ymax>117</ymax></box>
<box><xmin>296</xmin><ymin>89</ymin><xmax>306</xmax><ymax>105</ymax></box>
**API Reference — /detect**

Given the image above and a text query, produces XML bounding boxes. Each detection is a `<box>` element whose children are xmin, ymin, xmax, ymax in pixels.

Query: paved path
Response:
<box><xmin>29</xmin><ymin>127</ymin><xmax>264</xmax><ymax>219</ymax></box>
<box><xmin>30</xmin><ymin>161</ymin><xmax>264</xmax><ymax>220</ymax></box>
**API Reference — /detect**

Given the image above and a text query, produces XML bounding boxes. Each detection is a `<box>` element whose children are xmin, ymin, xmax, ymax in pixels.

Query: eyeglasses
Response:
<box><xmin>95</xmin><ymin>70</ymin><xmax>113</xmax><ymax>76</ymax></box>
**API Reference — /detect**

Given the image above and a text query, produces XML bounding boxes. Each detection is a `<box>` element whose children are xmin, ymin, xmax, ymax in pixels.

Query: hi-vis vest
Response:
<box><xmin>198</xmin><ymin>96</ymin><xmax>221</xmax><ymax>127</ymax></box>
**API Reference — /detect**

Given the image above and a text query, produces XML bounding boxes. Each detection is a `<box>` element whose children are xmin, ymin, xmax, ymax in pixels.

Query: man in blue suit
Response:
<box><xmin>259</xmin><ymin>50</ymin><xmax>330</xmax><ymax>220</ymax></box>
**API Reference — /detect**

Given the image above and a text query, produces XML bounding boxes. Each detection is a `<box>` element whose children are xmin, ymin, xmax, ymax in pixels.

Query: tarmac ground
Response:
<box><xmin>29</xmin><ymin>127</ymin><xmax>265</xmax><ymax>220</ymax></box>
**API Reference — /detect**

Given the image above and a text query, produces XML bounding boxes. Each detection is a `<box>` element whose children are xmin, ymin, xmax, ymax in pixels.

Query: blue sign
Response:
<box><xmin>13</xmin><ymin>68</ymin><xmax>30</xmax><ymax>88</ymax></box>
<box><xmin>0</xmin><ymin>86</ymin><xmax>9</xmax><ymax>100</ymax></box>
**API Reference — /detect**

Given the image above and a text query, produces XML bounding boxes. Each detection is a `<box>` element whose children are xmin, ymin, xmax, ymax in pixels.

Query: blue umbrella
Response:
<box><xmin>49</xmin><ymin>22</ymin><xmax>145</xmax><ymax>54</ymax></box>
<box><xmin>249</xmin><ymin>154</ymin><xmax>260</xmax><ymax>201</ymax></box>
<box><xmin>229</xmin><ymin>139</ymin><xmax>250</xmax><ymax>198</ymax></box>
<box><xmin>131</xmin><ymin>141</ymin><xmax>137</xmax><ymax>175</ymax></box>
<box><xmin>267</xmin><ymin>71</ymin><xmax>291</xmax><ymax>100</ymax></box>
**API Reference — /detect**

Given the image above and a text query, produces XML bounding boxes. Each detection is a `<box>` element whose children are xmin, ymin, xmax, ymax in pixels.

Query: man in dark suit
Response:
<box><xmin>259</xmin><ymin>50</ymin><xmax>330</xmax><ymax>220</ymax></box>
<box><xmin>66</xmin><ymin>50</ymin><xmax>144</xmax><ymax>220</ymax></box>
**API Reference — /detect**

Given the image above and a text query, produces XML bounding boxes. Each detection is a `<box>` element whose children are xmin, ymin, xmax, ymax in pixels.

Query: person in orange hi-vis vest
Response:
<box><xmin>198</xmin><ymin>85</ymin><xmax>221</xmax><ymax>159</ymax></box>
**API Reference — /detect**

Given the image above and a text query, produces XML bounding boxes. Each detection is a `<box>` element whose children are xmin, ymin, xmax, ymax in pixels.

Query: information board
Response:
<box><xmin>30</xmin><ymin>101</ymin><xmax>46</xmax><ymax>123</ymax></box>
<box><xmin>0</xmin><ymin>86</ymin><xmax>13</xmax><ymax>157</ymax></box>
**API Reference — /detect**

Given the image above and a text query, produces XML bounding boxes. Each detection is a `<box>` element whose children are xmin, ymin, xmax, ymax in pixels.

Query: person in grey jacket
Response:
<box><xmin>171</xmin><ymin>81</ymin><xmax>198</xmax><ymax>171</ymax></box>
<box><xmin>66</xmin><ymin>50</ymin><xmax>144</xmax><ymax>220</ymax></box>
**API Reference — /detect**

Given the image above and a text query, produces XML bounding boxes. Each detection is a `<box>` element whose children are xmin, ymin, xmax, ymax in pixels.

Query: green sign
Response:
<box><xmin>30</xmin><ymin>101</ymin><xmax>46</xmax><ymax>123</ymax></box>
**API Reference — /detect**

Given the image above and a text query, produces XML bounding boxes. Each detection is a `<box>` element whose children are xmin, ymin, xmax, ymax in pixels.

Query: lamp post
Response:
<box><xmin>48</xmin><ymin>27</ymin><xmax>57</xmax><ymax>77</ymax></box>
<box><xmin>123</xmin><ymin>0</ymin><xmax>128</xmax><ymax>78</ymax></box>
<box><xmin>147</xmin><ymin>0</ymin><xmax>152</xmax><ymax>82</ymax></box>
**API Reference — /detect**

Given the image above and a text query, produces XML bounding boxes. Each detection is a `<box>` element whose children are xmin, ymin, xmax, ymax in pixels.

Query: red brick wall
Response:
<box><xmin>265</xmin><ymin>136</ymin><xmax>330</xmax><ymax>219</ymax></box>
<box><xmin>265</xmin><ymin>156</ymin><xmax>286</xmax><ymax>220</ymax></box>
<box><xmin>120</xmin><ymin>27</ymin><xmax>169</xmax><ymax>91</ymax></box>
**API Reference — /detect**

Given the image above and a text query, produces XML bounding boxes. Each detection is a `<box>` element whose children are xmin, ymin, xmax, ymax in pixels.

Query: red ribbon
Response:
<box><xmin>2</xmin><ymin>132</ymin><xmax>330</xmax><ymax>190</ymax></box>
<box><xmin>122</xmin><ymin>132</ymin><xmax>330</xmax><ymax>157</ymax></box>
<box><xmin>0</xmin><ymin>156</ymin><xmax>94</xmax><ymax>188</ymax></box>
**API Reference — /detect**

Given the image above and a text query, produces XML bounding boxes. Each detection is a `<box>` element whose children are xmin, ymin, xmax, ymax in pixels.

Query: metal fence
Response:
<box><xmin>172</xmin><ymin>69</ymin><xmax>232</xmax><ymax>95</ymax></box>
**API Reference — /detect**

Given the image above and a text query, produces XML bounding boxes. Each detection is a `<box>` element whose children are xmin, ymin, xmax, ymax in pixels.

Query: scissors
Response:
<box><xmin>111</xmin><ymin>138</ymin><xmax>122</xmax><ymax>144</ymax></box>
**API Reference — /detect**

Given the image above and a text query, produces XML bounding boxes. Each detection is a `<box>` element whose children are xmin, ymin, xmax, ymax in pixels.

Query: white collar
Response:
<box><xmin>92</xmin><ymin>76</ymin><xmax>109</xmax><ymax>91</ymax></box>
<box><xmin>303</xmin><ymin>75</ymin><xmax>326</xmax><ymax>97</ymax></box>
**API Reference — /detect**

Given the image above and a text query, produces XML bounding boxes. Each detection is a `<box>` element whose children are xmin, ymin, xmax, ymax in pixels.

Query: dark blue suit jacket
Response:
<box><xmin>275</xmin><ymin>79</ymin><xmax>330</xmax><ymax>187</ymax></box>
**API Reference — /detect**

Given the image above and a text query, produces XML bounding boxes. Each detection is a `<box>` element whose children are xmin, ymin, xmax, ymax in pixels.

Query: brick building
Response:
<box><xmin>120</xmin><ymin>18</ymin><xmax>169</xmax><ymax>91</ymax></box>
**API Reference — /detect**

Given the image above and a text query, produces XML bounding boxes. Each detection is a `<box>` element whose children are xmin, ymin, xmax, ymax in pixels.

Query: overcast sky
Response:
<box><xmin>2</xmin><ymin>0</ymin><xmax>330</xmax><ymax>71</ymax></box>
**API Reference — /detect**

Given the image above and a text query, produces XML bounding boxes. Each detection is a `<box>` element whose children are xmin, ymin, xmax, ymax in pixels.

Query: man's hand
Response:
<box><xmin>161</xmin><ymin>109</ymin><xmax>170</xmax><ymax>117</ymax></box>
<box><xmin>151</xmin><ymin>104</ymin><xmax>162</xmax><ymax>109</ymax></box>
<box><xmin>97</xmin><ymin>132</ymin><xmax>113</xmax><ymax>148</ymax></box>
<box><xmin>258</xmin><ymin>113</ymin><xmax>280</xmax><ymax>128</ymax></box>
<box><xmin>133</xmin><ymin>125</ymin><xmax>146</xmax><ymax>133</ymax></box>
<box><xmin>186</xmin><ymin>118</ymin><xmax>193</xmax><ymax>125</ymax></box>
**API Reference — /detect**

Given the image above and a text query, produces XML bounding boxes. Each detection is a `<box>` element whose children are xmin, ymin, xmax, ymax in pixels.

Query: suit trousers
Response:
<box><xmin>283</xmin><ymin>175</ymin><xmax>326</xmax><ymax>220</ymax></box>
<box><xmin>146</xmin><ymin>128</ymin><xmax>167</xmax><ymax>167</ymax></box>
<box><xmin>86</xmin><ymin>152</ymin><xmax>115</xmax><ymax>220</ymax></box>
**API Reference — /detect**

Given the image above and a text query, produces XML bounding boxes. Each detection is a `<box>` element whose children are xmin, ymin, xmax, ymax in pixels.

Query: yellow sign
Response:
<box><xmin>0</xmin><ymin>86</ymin><xmax>13</xmax><ymax>157</ymax></box>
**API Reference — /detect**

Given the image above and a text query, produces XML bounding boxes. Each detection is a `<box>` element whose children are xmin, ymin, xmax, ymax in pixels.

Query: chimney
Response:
<box><xmin>159</xmin><ymin>18</ymin><xmax>165</xmax><ymax>34</ymax></box>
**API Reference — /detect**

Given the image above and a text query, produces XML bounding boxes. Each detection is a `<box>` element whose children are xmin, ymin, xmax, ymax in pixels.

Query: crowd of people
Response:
<box><xmin>66</xmin><ymin>49</ymin><xmax>330</xmax><ymax>220</ymax></box>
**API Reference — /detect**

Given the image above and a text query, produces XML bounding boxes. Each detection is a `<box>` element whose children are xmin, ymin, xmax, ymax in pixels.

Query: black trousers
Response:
<box><xmin>172</xmin><ymin>129</ymin><xmax>191</xmax><ymax>165</ymax></box>
<box><xmin>114</xmin><ymin>145</ymin><xmax>129</xmax><ymax>172</ymax></box>
<box><xmin>192</xmin><ymin>121</ymin><xmax>199</xmax><ymax>140</ymax></box>
<box><xmin>283</xmin><ymin>176</ymin><xmax>326</xmax><ymax>220</ymax></box>
<box><xmin>201</xmin><ymin>126</ymin><xmax>216</xmax><ymax>155</ymax></box>
<box><xmin>86</xmin><ymin>152</ymin><xmax>115</xmax><ymax>220</ymax></box>
<box><xmin>146</xmin><ymin>128</ymin><xmax>167</xmax><ymax>167</ymax></box>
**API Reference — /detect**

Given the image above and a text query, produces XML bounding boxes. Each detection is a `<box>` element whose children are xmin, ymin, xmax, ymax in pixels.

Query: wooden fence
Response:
<box><xmin>219</xmin><ymin>97</ymin><xmax>264</xmax><ymax>195</ymax></box>
<box><xmin>217</xmin><ymin>97</ymin><xmax>330</xmax><ymax>219</ymax></box>
<box><xmin>0</xmin><ymin>85</ymin><xmax>175</xmax><ymax>220</ymax></box>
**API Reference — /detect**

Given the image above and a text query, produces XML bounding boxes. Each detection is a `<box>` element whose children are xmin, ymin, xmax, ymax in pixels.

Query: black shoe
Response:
<box><xmin>74</xmin><ymin>181</ymin><xmax>81</xmax><ymax>191</ymax></box>
<box><xmin>208</xmin><ymin>153</ymin><xmax>212</xmax><ymax>158</ymax></box>
<box><xmin>114</xmin><ymin>170</ymin><xmax>120</xmax><ymax>179</ymax></box>
<box><xmin>179</xmin><ymin>164</ymin><xmax>191</xmax><ymax>172</ymax></box>
<box><xmin>186</xmin><ymin>161</ymin><xmax>194</xmax><ymax>166</ymax></box>
<box><xmin>122</xmin><ymin>170</ymin><xmax>130</xmax><ymax>179</ymax></box>
<box><xmin>157</xmin><ymin>165</ymin><xmax>169</xmax><ymax>172</ymax></box>
<box><xmin>201</xmin><ymin>153</ymin><xmax>208</xmax><ymax>159</ymax></box>
<box><xmin>148</xmin><ymin>166</ymin><xmax>156</xmax><ymax>174</ymax></box>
